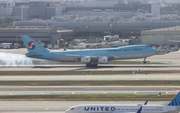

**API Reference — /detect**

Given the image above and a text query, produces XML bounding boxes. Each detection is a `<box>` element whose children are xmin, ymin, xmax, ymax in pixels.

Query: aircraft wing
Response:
<box><xmin>64</xmin><ymin>54</ymin><xmax>98</xmax><ymax>61</ymax></box>
<box><xmin>112</xmin><ymin>112</ymin><xmax>140</xmax><ymax>113</ymax></box>
<box><xmin>64</xmin><ymin>54</ymin><xmax>81</xmax><ymax>60</ymax></box>
<box><xmin>119</xmin><ymin>101</ymin><xmax>146</xmax><ymax>113</ymax></box>
<box><xmin>64</xmin><ymin>54</ymin><xmax>114</xmax><ymax>61</ymax></box>
<box><xmin>118</xmin><ymin>106</ymin><xmax>142</xmax><ymax>113</ymax></box>
<box><xmin>169</xmin><ymin>40</ymin><xmax>180</xmax><ymax>42</ymax></box>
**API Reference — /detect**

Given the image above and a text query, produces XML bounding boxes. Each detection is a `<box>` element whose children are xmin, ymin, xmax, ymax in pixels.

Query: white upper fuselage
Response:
<box><xmin>65</xmin><ymin>104</ymin><xmax>180</xmax><ymax>113</ymax></box>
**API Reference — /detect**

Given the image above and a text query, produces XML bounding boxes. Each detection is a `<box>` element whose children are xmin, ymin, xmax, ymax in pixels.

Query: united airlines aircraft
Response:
<box><xmin>65</xmin><ymin>92</ymin><xmax>180</xmax><ymax>113</ymax></box>
<box><xmin>21</xmin><ymin>35</ymin><xmax>158</xmax><ymax>67</ymax></box>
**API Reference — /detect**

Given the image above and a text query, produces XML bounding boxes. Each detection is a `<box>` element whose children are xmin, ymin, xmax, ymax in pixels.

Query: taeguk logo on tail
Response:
<box><xmin>28</xmin><ymin>41</ymin><xmax>36</xmax><ymax>50</ymax></box>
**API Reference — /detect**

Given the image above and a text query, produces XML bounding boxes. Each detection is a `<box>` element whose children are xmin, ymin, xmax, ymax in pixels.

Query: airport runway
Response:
<box><xmin>1</xmin><ymin>64</ymin><xmax>180</xmax><ymax>71</ymax></box>
<box><xmin>0</xmin><ymin>74</ymin><xmax>180</xmax><ymax>81</ymax></box>
<box><xmin>0</xmin><ymin>91</ymin><xmax>170</xmax><ymax>96</ymax></box>
<box><xmin>1</xmin><ymin>49</ymin><xmax>180</xmax><ymax>71</ymax></box>
<box><xmin>0</xmin><ymin>86</ymin><xmax>177</xmax><ymax>96</ymax></box>
<box><xmin>0</xmin><ymin>48</ymin><xmax>180</xmax><ymax>61</ymax></box>
<box><xmin>0</xmin><ymin>86</ymin><xmax>180</xmax><ymax>92</ymax></box>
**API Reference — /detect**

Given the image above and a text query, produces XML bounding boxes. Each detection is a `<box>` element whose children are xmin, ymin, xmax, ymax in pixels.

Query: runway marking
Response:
<box><xmin>72</xmin><ymin>92</ymin><xmax>75</xmax><ymax>94</ymax></box>
<box><xmin>9</xmin><ymin>93</ymin><xmax>13</xmax><ymax>95</ymax></box>
<box><xmin>40</xmin><ymin>92</ymin><xmax>44</xmax><ymax>95</ymax></box>
<box><xmin>103</xmin><ymin>92</ymin><xmax>106</xmax><ymax>94</ymax></box>
<box><xmin>45</xmin><ymin>107</ymin><xmax>49</xmax><ymax>110</ymax></box>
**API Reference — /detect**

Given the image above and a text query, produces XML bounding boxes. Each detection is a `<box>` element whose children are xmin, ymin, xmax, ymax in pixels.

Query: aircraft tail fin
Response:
<box><xmin>168</xmin><ymin>92</ymin><xmax>180</xmax><ymax>106</ymax></box>
<box><xmin>21</xmin><ymin>35</ymin><xmax>49</xmax><ymax>54</ymax></box>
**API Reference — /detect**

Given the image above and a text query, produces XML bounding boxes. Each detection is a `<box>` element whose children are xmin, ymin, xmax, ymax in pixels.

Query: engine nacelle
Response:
<box><xmin>98</xmin><ymin>57</ymin><xmax>108</xmax><ymax>64</ymax></box>
<box><xmin>81</xmin><ymin>56</ymin><xmax>91</xmax><ymax>63</ymax></box>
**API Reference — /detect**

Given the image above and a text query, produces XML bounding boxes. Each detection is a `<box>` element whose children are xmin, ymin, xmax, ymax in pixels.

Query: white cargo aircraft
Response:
<box><xmin>65</xmin><ymin>92</ymin><xmax>180</xmax><ymax>113</ymax></box>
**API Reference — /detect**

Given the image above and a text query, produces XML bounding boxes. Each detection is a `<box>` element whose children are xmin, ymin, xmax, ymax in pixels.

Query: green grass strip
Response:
<box><xmin>0</xmin><ymin>94</ymin><xmax>175</xmax><ymax>101</ymax></box>
<box><xmin>1</xmin><ymin>70</ymin><xmax>180</xmax><ymax>75</ymax></box>
<box><xmin>0</xmin><ymin>80</ymin><xmax>178</xmax><ymax>86</ymax></box>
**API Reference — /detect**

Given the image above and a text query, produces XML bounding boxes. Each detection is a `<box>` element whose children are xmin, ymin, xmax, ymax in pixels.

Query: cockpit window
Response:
<box><xmin>70</xmin><ymin>108</ymin><xmax>74</xmax><ymax>110</ymax></box>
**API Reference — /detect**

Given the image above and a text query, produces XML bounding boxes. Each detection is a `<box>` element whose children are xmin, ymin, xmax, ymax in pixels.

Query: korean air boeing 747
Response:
<box><xmin>21</xmin><ymin>35</ymin><xmax>158</xmax><ymax>67</ymax></box>
<box><xmin>65</xmin><ymin>92</ymin><xmax>180</xmax><ymax>113</ymax></box>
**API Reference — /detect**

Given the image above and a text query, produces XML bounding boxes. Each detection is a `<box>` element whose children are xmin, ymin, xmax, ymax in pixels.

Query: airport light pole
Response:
<box><xmin>21</xmin><ymin>6</ymin><xmax>24</xmax><ymax>21</ymax></box>
<box><xmin>89</xmin><ymin>26</ymin><xmax>91</xmax><ymax>38</ymax></box>
<box><xmin>53</xmin><ymin>33</ymin><xmax>56</xmax><ymax>47</ymax></box>
<box><xmin>90</xmin><ymin>28</ymin><xmax>91</xmax><ymax>38</ymax></box>
<box><xmin>86</xmin><ymin>26</ymin><xmax>91</xmax><ymax>38</ymax></box>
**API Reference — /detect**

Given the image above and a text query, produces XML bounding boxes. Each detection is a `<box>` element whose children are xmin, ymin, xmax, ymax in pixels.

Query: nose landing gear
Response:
<box><xmin>143</xmin><ymin>58</ymin><xmax>147</xmax><ymax>64</ymax></box>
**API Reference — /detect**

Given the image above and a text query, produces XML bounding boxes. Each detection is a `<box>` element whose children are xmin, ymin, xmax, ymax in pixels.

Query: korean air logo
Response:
<box><xmin>28</xmin><ymin>41</ymin><xmax>36</xmax><ymax>50</ymax></box>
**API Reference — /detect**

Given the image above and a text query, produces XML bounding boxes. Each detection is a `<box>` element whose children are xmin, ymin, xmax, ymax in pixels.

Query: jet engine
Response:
<box><xmin>81</xmin><ymin>56</ymin><xmax>91</xmax><ymax>63</ymax></box>
<box><xmin>98</xmin><ymin>57</ymin><xmax>108</xmax><ymax>64</ymax></box>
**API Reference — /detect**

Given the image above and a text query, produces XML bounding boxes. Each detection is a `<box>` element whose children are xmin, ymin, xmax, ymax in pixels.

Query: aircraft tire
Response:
<box><xmin>86</xmin><ymin>63</ymin><xmax>90</xmax><ymax>67</ymax></box>
<box><xmin>86</xmin><ymin>63</ymin><xmax>98</xmax><ymax>67</ymax></box>
<box><xmin>93</xmin><ymin>63</ymin><xmax>98</xmax><ymax>67</ymax></box>
<box><xmin>143</xmin><ymin>61</ymin><xmax>146</xmax><ymax>64</ymax></box>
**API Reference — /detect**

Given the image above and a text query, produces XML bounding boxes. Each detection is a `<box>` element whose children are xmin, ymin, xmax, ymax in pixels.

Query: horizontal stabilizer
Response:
<box><xmin>25</xmin><ymin>53</ymin><xmax>43</xmax><ymax>57</ymax></box>
<box><xmin>169</xmin><ymin>40</ymin><xmax>180</xmax><ymax>43</ymax></box>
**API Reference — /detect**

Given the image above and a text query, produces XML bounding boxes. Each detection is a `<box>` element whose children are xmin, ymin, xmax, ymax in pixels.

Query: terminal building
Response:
<box><xmin>11</xmin><ymin>0</ymin><xmax>152</xmax><ymax>20</ymax></box>
<box><xmin>141</xmin><ymin>26</ymin><xmax>180</xmax><ymax>46</ymax></box>
<box><xmin>13</xmin><ymin>21</ymin><xmax>180</xmax><ymax>37</ymax></box>
<box><xmin>0</xmin><ymin>27</ymin><xmax>73</xmax><ymax>46</ymax></box>
<box><xmin>0</xmin><ymin>0</ymin><xmax>180</xmax><ymax>46</ymax></box>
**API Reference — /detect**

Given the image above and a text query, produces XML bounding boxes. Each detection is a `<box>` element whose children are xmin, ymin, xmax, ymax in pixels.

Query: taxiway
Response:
<box><xmin>0</xmin><ymin>101</ymin><xmax>167</xmax><ymax>113</ymax></box>
<box><xmin>0</xmin><ymin>74</ymin><xmax>180</xmax><ymax>81</ymax></box>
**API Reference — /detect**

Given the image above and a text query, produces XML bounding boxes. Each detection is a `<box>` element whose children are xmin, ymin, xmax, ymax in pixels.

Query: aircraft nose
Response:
<box><xmin>65</xmin><ymin>109</ymin><xmax>70</xmax><ymax>113</ymax></box>
<box><xmin>152</xmin><ymin>48</ymin><xmax>158</xmax><ymax>54</ymax></box>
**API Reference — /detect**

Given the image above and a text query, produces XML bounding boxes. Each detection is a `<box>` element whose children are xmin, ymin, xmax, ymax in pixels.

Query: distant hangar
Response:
<box><xmin>141</xmin><ymin>26</ymin><xmax>180</xmax><ymax>46</ymax></box>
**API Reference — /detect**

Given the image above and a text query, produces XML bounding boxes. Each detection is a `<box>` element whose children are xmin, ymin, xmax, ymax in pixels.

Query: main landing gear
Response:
<box><xmin>143</xmin><ymin>58</ymin><xmax>147</xmax><ymax>64</ymax></box>
<box><xmin>86</xmin><ymin>62</ymin><xmax>98</xmax><ymax>67</ymax></box>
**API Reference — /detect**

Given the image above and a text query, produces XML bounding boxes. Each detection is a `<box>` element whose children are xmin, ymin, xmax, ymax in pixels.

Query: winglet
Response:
<box><xmin>144</xmin><ymin>100</ymin><xmax>148</xmax><ymax>105</ymax></box>
<box><xmin>137</xmin><ymin>106</ymin><xmax>143</xmax><ymax>113</ymax></box>
<box><xmin>168</xmin><ymin>92</ymin><xmax>180</xmax><ymax>106</ymax></box>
